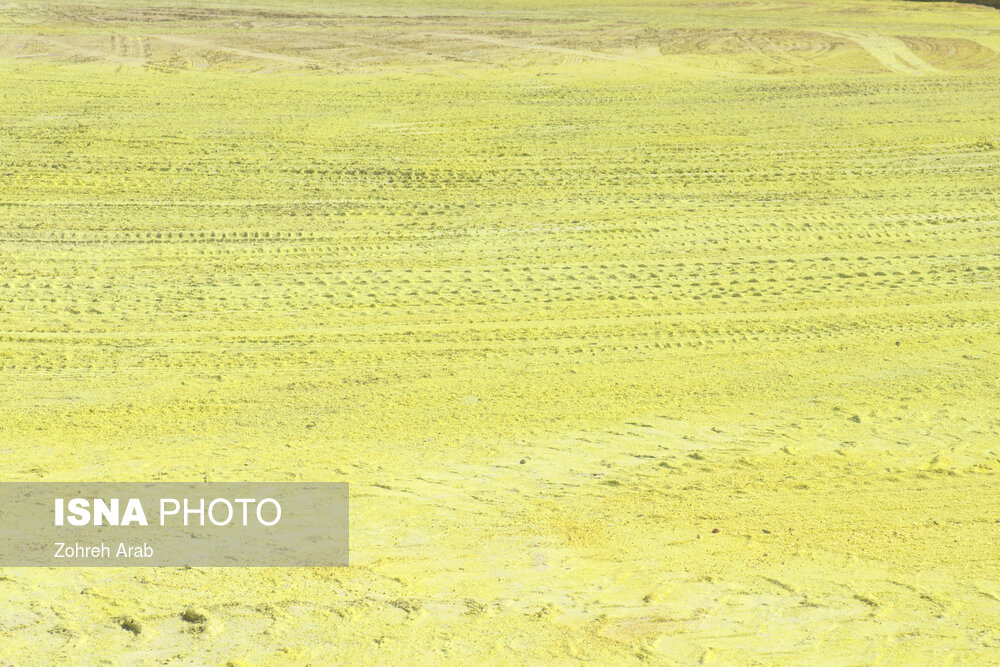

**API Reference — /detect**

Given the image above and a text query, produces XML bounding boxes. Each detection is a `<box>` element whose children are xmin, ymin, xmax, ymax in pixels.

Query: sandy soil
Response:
<box><xmin>1</xmin><ymin>0</ymin><xmax>1000</xmax><ymax>664</ymax></box>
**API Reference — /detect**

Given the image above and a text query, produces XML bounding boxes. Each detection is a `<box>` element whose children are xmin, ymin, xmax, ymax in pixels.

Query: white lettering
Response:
<box><xmin>67</xmin><ymin>498</ymin><xmax>90</xmax><ymax>526</ymax></box>
<box><xmin>160</xmin><ymin>498</ymin><xmax>180</xmax><ymax>525</ymax></box>
<box><xmin>92</xmin><ymin>499</ymin><xmax>118</xmax><ymax>526</ymax></box>
<box><xmin>121</xmin><ymin>499</ymin><xmax>148</xmax><ymax>526</ymax></box>
<box><xmin>208</xmin><ymin>498</ymin><xmax>233</xmax><ymax>526</ymax></box>
<box><xmin>183</xmin><ymin>498</ymin><xmax>204</xmax><ymax>526</ymax></box>
<box><xmin>257</xmin><ymin>498</ymin><xmax>281</xmax><ymax>526</ymax></box>
<box><xmin>234</xmin><ymin>498</ymin><xmax>255</xmax><ymax>525</ymax></box>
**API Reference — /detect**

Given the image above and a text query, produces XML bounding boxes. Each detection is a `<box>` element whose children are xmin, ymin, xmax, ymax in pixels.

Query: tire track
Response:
<box><xmin>423</xmin><ymin>30</ymin><xmax>718</xmax><ymax>76</ymax></box>
<box><xmin>831</xmin><ymin>31</ymin><xmax>943</xmax><ymax>75</ymax></box>
<box><xmin>154</xmin><ymin>33</ymin><xmax>314</xmax><ymax>67</ymax></box>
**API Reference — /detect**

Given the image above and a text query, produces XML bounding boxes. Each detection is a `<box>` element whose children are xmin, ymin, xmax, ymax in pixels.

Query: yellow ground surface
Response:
<box><xmin>2</xmin><ymin>0</ymin><xmax>1000</xmax><ymax>664</ymax></box>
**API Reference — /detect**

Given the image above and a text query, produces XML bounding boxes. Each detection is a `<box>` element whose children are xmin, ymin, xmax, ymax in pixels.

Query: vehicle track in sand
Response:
<box><xmin>830</xmin><ymin>31</ymin><xmax>943</xmax><ymax>75</ymax></box>
<box><xmin>2</xmin><ymin>0</ymin><xmax>1000</xmax><ymax>663</ymax></box>
<box><xmin>153</xmin><ymin>33</ymin><xmax>317</xmax><ymax>68</ymax></box>
<box><xmin>423</xmin><ymin>30</ymin><xmax>720</xmax><ymax>75</ymax></box>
